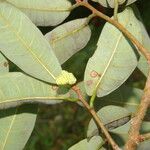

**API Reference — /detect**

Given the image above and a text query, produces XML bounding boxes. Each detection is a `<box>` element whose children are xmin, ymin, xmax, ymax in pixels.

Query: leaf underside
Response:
<box><xmin>92</xmin><ymin>0</ymin><xmax>137</xmax><ymax>8</ymax></box>
<box><xmin>68</xmin><ymin>136</ymin><xmax>105</xmax><ymax>150</ymax></box>
<box><xmin>84</xmin><ymin>7</ymin><xmax>142</xmax><ymax>97</ymax></box>
<box><xmin>87</xmin><ymin>105</ymin><xmax>131</xmax><ymax>138</ymax></box>
<box><xmin>0</xmin><ymin>105</ymin><xmax>37</xmax><ymax>150</ymax></box>
<box><xmin>0</xmin><ymin>72</ymin><xmax>70</xmax><ymax>109</ymax></box>
<box><xmin>6</xmin><ymin>0</ymin><xmax>72</xmax><ymax>26</ymax></box>
<box><xmin>45</xmin><ymin>18</ymin><xmax>91</xmax><ymax>64</ymax></box>
<box><xmin>0</xmin><ymin>51</ymin><xmax>37</xmax><ymax>150</ymax></box>
<box><xmin>0</xmin><ymin>2</ymin><xmax>62</xmax><ymax>84</ymax></box>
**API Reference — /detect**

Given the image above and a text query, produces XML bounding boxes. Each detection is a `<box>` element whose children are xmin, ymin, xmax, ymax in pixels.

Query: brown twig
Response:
<box><xmin>125</xmin><ymin>70</ymin><xmax>150</xmax><ymax>150</ymax></box>
<box><xmin>76</xmin><ymin>1</ymin><xmax>150</xmax><ymax>62</ymax></box>
<box><xmin>72</xmin><ymin>85</ymin><xmax>121</xmax><ymax>150</ymax></box>
<box><xmin>73</xmin><ymin>1</ymin><xmax>150</xmax><ymax>150</ymax></box>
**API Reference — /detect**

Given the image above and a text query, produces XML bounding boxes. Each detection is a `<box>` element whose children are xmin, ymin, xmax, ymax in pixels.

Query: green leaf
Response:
<box><xmin>0</xmin><ymin>72</ymin><xmax>71</xmax><ymax>109</ymax></box>
<box><xmin>84</xmin><ymin>7</ymin><xmax>142</xmax><ymax>97</ymax></box>
<box><xmin>87</xmin><ymin>105</ymin><xmax>131</xmax><ymax>139</ymax></box>
<box><xmin>0</xmin><ymin>2</ymin><xmax>63</xmax><ymax>84</ymax></box>
<box><xmin>137</xmin><ymin>22</ymin><xmax>150</xmax><ymax>77</ymax></box>
<box><xmin>0</xmin><ymin>53</ymin><xmax>9</xmax><ymax>73</ymax></box>
<box><xmin>6</xmin><ymin>0</ymin><xmax>72</xmax><ymax>26</ymax></box>
<box><xmin>92</xmin><ymin>0</ymin><xmax>137</xmax><ymax>8</ymax></box>
<box><xmin>132</xmin><ymin>5</ymin><xmax>150</xmax><ymax>77</ymax></box>
<box><xmin>45</xmin><ymin>18</ymin><xmax>91</xmax><ymax>64</ymax></box>
<box><xmin>0</xmin><ymin>53</ymin><xmax>37</xmax><ymax>150</ymax></box>
<box><xmin>110</xmin><ymin>121</ymin><xmax>150</xmax><ymax>147</ymax></box>
<box><xmin>137</xmin><ymin>140</ymin><xmax>150</xmax><ymax>150</ymax></box>
<box><xmin>95</xmin><ymin>85</ymin><xmax>143</xmax><ymax>114</ymax></box>
<box><xmin>0</xmin><ymin>71</ymin><xmax>75</xmax><ymax>149</ymax></box>
<box><xmin>68</xmin><ymin>136</ymin><xmax>105</xmax><ymax>150</ymax></box>
<box><xmin>0</xmin><ymin>105</ymin><xmax>37</xmax><ymax>150</ymax></box>
<box><xmin>62</xmin><ymin>23</ymin><xmax>103</xmax><ymax>80</ymax></box>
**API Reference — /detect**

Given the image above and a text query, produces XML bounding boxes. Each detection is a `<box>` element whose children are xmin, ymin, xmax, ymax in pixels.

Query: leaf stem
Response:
<box><xmin>114</xmin><ymin>0</ymin><xmax>119</xmax><ymax>21</ymax></box>
<box><xmin>78</xmin><ymin>1</ymin><xmax>150</xmax><ymax>62</ymax></box>
<box><xmin>78</xmin><ymin>0</ymin><xmax>150</xmax><ymax>110</ymax></box>
<box><xmin>86</xmin><ymin>13</ymin><xmax>97</xmax><ymax>24</ymax></box>
<box><xmin>72</xmin><ymin>85</ymin><xmax>121</xmax><ymax>150</ymax></box>
<box><xmin>74</xmin><ymin>1</ymin><xmax>150</xmax><ymax>150</ymax></box>
<box><xmin>90</xmin><ymin>88</ymin><xmax>97</xmax><ymax>107</ymax></box>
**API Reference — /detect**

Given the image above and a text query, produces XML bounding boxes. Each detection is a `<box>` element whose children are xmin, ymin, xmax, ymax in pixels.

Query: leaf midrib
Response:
<box><xmin>0</xmin><ymin>8</ymin><xmax>56</xmax><ymax>80</ymax></box>
<box><xmin>1</xmin><ymin>108</ymin><xmax>18</xmax><ymax>150</ymax></box>
<box><xmin>0</xmin><ymin>96</ymin><xmax>66</xmax><ymax>105</ymax></box>
<box><xmin>51</xmin><ymin>23</ymin><xmax>88</xmax><ymax>45</ymax></box>
<box><xmin>95</xmin><ymin>15</ymin><xmax>130</xmax><ymax>92</ymax></box>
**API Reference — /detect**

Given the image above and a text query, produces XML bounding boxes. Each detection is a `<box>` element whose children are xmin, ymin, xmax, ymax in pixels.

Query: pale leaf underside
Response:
<box><xmin>0</xmin><ymin>2</ymin><xmax>63</xmax><ymax>84</ymax></box>
<box><xmin>137</xmin><ymin>21</ymin><xmax>150</xmax><ymax>77</ymax></box>
<box><xmin>0</xmin><ymin>72</ymin><xmax>71</xmax><ymax>109</ymax></box>
<box><xmin>87</xmin><ymin>105</ymin><xmax>131</xmax><ymax>138</ymax></box>
<box><xmin>6</xmin><ymin>0</ymin><xmax>72</xmax><ymax>26</ymax></box>
<box><xmin>45</xmin><ymin>18</ymin><xmax>91</xmax><ymax>64</ymax></box>
<box><xmin>92</xmin><ymin>0</ymin><xmax>137</xmax><ymax>8</ymax></box>
<box><xmin>0</xmin><ymin>55</ymin><xmax>37</xmax><ymax>150</ymax></box>
<box><xmin>0</xmin><ymin>53</ymin><xmax>9</xmax><ymax>73</ymax></box>
<box><xmin>84</xmin><ymin>7</ymin><xmax>142</xmax><ymax>97</ymax></box>
<box><xmin>68</xmin><ymin>136</ymin><xmax>105</xmax><ymax>150</ymax></box>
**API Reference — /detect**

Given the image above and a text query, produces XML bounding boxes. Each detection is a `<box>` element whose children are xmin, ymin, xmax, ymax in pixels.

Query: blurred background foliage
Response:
<box><xmin>14</xmin><ymin>0</ymin><xmax>149</xmax><ymax>149</ymax></box>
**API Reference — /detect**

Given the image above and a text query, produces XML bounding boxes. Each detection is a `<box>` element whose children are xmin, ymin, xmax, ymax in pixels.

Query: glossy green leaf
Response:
<box><xmin>0</xmin><ymin>2</ymin><xmax>63</xmax><ymax>84</ymax></box>
<box><xmin>137</xmin><ymin>22</ymin><xmax>150</xmax><ymax>77</ymax></box>
<box><xmin>0</xmin><ymin>53</ymin><xmax>9</xmax><ymax>73</ymax></box>
<box><xmin>6</xmin><ymin>0</ymin><xmax>72</xmax><ymax>26</ymax></box>
<box><xmin>110</xmin><ymin>121</ymin><xmax>150</xmax><ymax>147</ymax></box>
<box><xmin>92</xmin><ymin>0</ymin><xmax>137</xmax><ymax>8</ymax></box>
<box><xmin>0</xmin><ymin>72</ymin><xmax>72</xmax><ymax>109</ymax></box>
<box><xmin>68</xmin><ymin>136</ymin><xmax>105</xmax><ymax>150</ymax></box>
<box><xmin>87</xmin><ymin>105</ymin><xmax>131</xmax><ymax>139</ymax></box>
<box><xmin>84</xmin><ymin>7</ymin><xmax>142</xmax><ymax>97</ymax></box>
<box><xmin>45</xmin><ymin>18</ymin><xmax>91</xmax><ymax>64</ymax></box>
